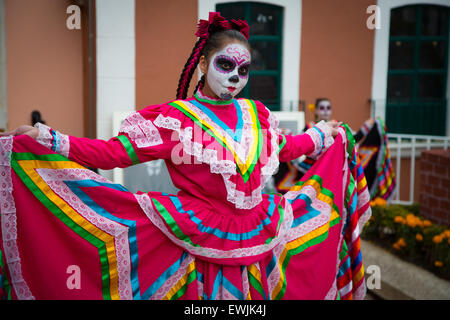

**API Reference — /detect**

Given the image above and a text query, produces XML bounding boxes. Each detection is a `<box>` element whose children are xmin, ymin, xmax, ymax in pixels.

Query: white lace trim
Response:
<box><xmin>266</xmin><ymin>188</ymin><xmax>336</xmax><ymax>299</ymax></box>
<box><xmin>119</xmin><ymin>112</ymin><xmax>163</xmax><ymax>148</ymax></box>
<box><xmin>149</xmin><ymin>253</ymin><xmax>195</xmax><ymax>300</ymax></box>
<box><xmin>305</xmin><ymin>120</ymin><xmax>334</xmax><ymax>159</ymax></box>
<box><xmin>0</xmin><ymin>136</ymin><xmax>35</xmax><ymax>300</ymax></box>
<box><xmin>34</xmin><ymin>122</ymin><xmax>70</xmax><ymax>158</ymax></box>
<box><xmin>154</xmin><ymin>114</ymin><xmax>237</xmax><ymax>175</ymax></box>
<box><xmin>325</xmin><ymin>280</ymin><xmax>338</xmax><ymax>300</ymax></box>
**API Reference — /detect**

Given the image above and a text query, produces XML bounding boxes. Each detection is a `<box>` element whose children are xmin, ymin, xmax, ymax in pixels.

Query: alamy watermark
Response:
<box><xmin>366</xmin><ymin>5</ymin><xmax>381</xmax><ymax>30</ymax></box>
<box><xmin>66</xmin><ymin>265</ymin><xmax>81</xmax><ymax>290</ymax></box>
<box><xmin>366</xmin><ymin>264</ymin><xmax>381</xmax><ymax>290</ymax></box>
<box><xmin>66</xmin><ymin>5</ymin><xmax>81</xmax><ymax>30</ymax></box>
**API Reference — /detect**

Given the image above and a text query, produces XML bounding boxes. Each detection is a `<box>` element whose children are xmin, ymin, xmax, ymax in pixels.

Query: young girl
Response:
<box><xmin>0</xmin><ymin>12</ymin><xmax>370</xmax><ymax>300</ymax></box>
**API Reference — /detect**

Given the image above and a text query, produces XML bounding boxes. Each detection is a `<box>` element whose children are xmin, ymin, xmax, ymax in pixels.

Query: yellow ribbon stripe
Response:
<box><xmin>271</xmin><ymin>222</ymin><xmax>333</xmax><ymax>299</ymax></box>
<box><xmin>163</xmin><ymin>261</ymin><xmax>196</xmax><ymax>300</ymax></box>
<box><xmin>17</xmin><ymin>159</ymin><xmax>120</xmax><ymax>300</ymax></box>
<box><xmin>171</xmin><ymin>99</ymin><xmax>259</xmax><ymax>176</ymax></box>
<box><xmin>270</xmin><ymin>178</ymin><xmax>340</xmax><ymax>300</ymax></box>
<box><xmin>288</xmin><ymin>179</ymin><xmax>339</xmax><ymax>219</ymax></box>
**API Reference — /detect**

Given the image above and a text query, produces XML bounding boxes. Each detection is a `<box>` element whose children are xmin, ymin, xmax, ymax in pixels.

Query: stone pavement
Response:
<box><xmin>361</xmin><ymin>240</ymin><xmax>450</xmax><ymax>300</ymax></box>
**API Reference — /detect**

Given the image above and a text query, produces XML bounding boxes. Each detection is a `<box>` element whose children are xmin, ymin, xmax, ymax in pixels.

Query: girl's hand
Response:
<box><xmin>326</xmin><ymin>120</ymin><xmax>342</xmax><ymax>138</ymax></box>
<box><xmin>0</xmin><ymin>125</ymin><xmax>39</xmax><ymax>139</ymax></box>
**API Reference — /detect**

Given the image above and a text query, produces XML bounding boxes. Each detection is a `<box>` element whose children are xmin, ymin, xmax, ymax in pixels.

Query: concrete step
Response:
<box><xmin>361</xmin><ymin>240</ymin><xmax>450</xmax><ymax>300</ymax></box>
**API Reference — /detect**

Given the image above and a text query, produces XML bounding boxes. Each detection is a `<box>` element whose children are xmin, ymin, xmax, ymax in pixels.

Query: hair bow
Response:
<box><xmin>196</xmin><ymin>12</ymin><xmax>250</xmax><ymax>40</ymax></box>
<box><xmin>196</xmin><ymin>12</ymin><xmax>231</xmax><ymax>38</ymax></box>
<box><xmin>230</xmin><ymin>19</ymin><xmax>249</xmax><ymax>40</ymax></box>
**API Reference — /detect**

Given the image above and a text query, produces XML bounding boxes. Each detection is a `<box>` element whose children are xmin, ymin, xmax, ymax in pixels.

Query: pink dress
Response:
<box><xmin>0</xmin><ymin>91</ymin><xmax>371</xmax><ymax>300</ymax></box>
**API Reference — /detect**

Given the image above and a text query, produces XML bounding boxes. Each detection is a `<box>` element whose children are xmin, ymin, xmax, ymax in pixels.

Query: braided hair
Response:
<box><xmin>176</xmin><ymin>29</ymin><xmax>249</xmax><ymax>100</ymax></box>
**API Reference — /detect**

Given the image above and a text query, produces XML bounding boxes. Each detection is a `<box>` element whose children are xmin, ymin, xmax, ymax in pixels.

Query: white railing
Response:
<box><xmin>387</xmin><ymin>133</ymin><xmax>450</xmax><ymax>205</ymax></box>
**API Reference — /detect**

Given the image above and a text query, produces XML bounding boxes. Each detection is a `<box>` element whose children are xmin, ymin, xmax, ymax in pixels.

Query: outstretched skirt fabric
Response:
<box><xmin>0</xmin><ymin>126</ymin><xmax>370</xmax><ymax>300</ymax></box>
<box><xmin>357</xmin><ymin>118</ymin><xmax>396</xmax><ymax>202</ymax></box>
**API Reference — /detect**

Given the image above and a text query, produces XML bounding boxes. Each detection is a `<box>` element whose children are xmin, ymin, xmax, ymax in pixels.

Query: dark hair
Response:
<box><xmin>176</xmin><ymin>29</ymin><xmax>249</xmax><ymax>100</ymax></box>
<box><xmin>315</xmin><ymin>98</ymin><xmax>330</xmax><ymax>108</ymax></box>
<box><xmin>31</xmin><ymin>110</ymin><xmax>46</xmax><ymax>126</ymax></box>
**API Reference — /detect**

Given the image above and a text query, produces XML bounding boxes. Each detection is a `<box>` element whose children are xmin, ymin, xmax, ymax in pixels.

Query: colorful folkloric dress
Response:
<box><xmin>0</xmin><ymin>90</ymin><xmax>371</xmax><ymax>300</ymax></box>
<box><xmin>354</xmin><ymin>118</ymin><xmax>396</xmax><ymax>202</ymax></box>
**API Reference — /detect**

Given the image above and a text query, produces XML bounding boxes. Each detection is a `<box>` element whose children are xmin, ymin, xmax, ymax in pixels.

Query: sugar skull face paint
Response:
<box><xmin>206</xmin><ymin>43</ymin><xmax>251</xmax><ymax>101</ymax></box>
<box><xmin>315</xmin><ymin>100</ymin><xmax>332</xmax><ymax>121</ymax></box>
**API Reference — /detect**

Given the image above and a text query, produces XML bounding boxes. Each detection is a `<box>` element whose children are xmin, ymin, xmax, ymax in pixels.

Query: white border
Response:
<box><xmin>96</xmin><ymin>0</ymin><xmax>136</xmax><ymax>179</ymax></box>
<box><xmin>198</xmin><ymin>0</ymin><xmax>302</xmax><ymax>112</ymax></box>
<box><xmin>0</xmin><ymin>0</ymin><xmax>7</xmax><ymax>131</ymax></box>
<box><xmin>372</xmin><ymin>0</ymin><xmax>450</xmax><ymax>136</ymax></box>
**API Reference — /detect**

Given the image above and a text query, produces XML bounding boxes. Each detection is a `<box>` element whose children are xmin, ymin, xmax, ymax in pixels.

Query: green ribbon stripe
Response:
<box><xmin>151</xmin><ymin>198</ymin><xmax>199</xmax><ymax>248</ymax></box>
<box><xmin>11</xmin><ymin>152</ymin><xmax>112</xmax><ymax>300</ymax></box>
<box><xmin>294</xmin><ymin>174</ymin><xmax>341</xmax><ymax>216</ymax></box>
<box><xmin>169</xmin><ymin>99</ymin><xmax>262</xmax><ymax>183</ymax></box>
<box><xmin>278</xmin><ymin>134</ymin><xmax>287</xmax><ymax>154</ymax></box>
<box><xmin>170</xmin><ymin>269</ymin><xmax>197</xmax><ymax>300</ymax></box>
<box><xmin>264</xmin><ymin>202</ymin><xmax>285</xmax><ymax>245</ymax></box>
<box><xmin>248</xmin><ymin>270</ymin><xmax>266</xmax><ymax>299</ymax></box>
<box><xmin>117</xmin><ymin>135</ymin><xmax>140</xmax><ymax>165</ymax></box>
<box><xmin>274</xmin><ymin>230</ymin><xmax>332</xmax><ymax>300</ymax></box>
<box><xmin>194</xmin><ymin>92</ymin><xmax>233</xmax><ymax>106</ymax></box>
<box><xmin>273</xmin><ymin>174</ymin><xmax>342</xmax><ymax>300</ymax></box>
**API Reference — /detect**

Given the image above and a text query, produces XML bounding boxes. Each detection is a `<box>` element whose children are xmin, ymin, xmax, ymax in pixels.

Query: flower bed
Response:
<box><xmin>361</xmin><ymin>198</ymin><xmax>450</xmax><ymax>280</ymax></box>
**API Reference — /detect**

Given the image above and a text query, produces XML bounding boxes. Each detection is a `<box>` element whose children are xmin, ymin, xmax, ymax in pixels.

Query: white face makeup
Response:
<box><xmin>315</xmin><ymin>100</ymin><xmax>332</xmax><ymax>121</ymax></box>
<box><xmin>206</xmin><ymin>43</ymin><xmax>251</xmax><ymax>101</ymax></box>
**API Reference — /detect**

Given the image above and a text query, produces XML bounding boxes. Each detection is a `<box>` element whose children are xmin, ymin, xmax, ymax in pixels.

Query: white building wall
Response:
<box><xmin>96</xmin><ymin>0</ymin><xmax>135</xmax><ymax>179</ymax></box>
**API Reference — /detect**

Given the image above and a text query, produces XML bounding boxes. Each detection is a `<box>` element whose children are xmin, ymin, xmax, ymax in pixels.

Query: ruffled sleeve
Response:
<box><xmin>34</xmin><ymin>104</ymin><xmax>181</xmax><ymax>170</ymax></box>
<box><xmin>303</xmin><ymin>120</ymin><xmax>334</xmax><ymax>159</ymax></box>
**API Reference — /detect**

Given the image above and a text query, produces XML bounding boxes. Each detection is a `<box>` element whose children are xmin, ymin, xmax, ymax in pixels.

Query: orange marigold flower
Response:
<box><xmin>443</xmin><ymin>230</ymin><xmax>450</xmax><ymax>238</ymax></box>
<box><xmin>434</xmin><ymin>261</ymin><xmax>443</xmax><ymax>268</ymax></box>
<box><xmin>406</xmin><ymin>215</ymin><xmax>417</xmax><ymax>228</ymax></box>
<box><xmin>394</xmin><ymin>216</ymin><xmax>405</xmax><ymax>224</ymax></box>
<box><xmin>423</xmin><ymin>220</ymin><xmax>432</xmax><ymax>227</ymax></box>
<box><xmin>397</xmin><ymin>238</ymin><xmax>407</xmax><ymax>247</ymax></box>
<box><xmin>416</xmin><ymin>219</ymin><xmax>424</xmax><ymax>228</ymax></box>
<box><xmin>415</xmin><ymin>234</ymin><xmax>423</xmax><ymax>242</ymax></box>
<box><xmin>374</xmin><ymin>198</ymin><xmax>387</xmax><ymax>207</ymax></box>
<box><xmin>407</xmin><ymin>220</ymin><xmax>417</xmax><ymax>228</ymax></box>
<box><xmin>433</xmin><ymin>235</ymin><xmax>443</xmax><ymax>244</ymax></box>
<box><xmin>392</xmin><ymin>243</ymin><xmax>401</xmax><ymax>250</ymax></box>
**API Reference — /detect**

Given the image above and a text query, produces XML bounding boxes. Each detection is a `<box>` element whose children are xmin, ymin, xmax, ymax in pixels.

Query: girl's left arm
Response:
<box><xmin>277</xmin><ymin>120</ymin><xmax>334</xmax><ymax>162</ymax></box>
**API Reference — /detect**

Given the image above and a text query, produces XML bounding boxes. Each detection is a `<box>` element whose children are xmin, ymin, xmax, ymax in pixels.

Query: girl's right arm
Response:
<box><xmin>0</xmin><ymin>105</ymin><xmax>180</xmax><ymax>170</ymax></box>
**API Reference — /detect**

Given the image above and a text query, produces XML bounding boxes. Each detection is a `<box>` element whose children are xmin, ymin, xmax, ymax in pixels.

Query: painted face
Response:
<box><xmin>206</xmin><ymin>43</ymin><xmax>251</xmax><ymax>101</ymax></box>
<box><xmin>315</xmin><ymin>100</ymin><xmax>332</xmax><ymax>121</ymax></box>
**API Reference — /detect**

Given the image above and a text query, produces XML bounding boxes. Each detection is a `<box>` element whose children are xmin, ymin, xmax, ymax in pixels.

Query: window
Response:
<box><xmin>217</xmin><ymin>2</ymin><xmax>283</xmax><ymax>111</ymax></box>
<box><xmin>386</xmin><ymin>5</ymin><xmax>449</xmax><ymax>135</ymax></box>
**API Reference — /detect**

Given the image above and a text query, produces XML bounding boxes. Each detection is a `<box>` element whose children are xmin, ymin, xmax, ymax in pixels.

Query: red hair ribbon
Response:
<box><xmin>195</xmin><ymin>12</ymin><xmax>250</xmax><ymax>40</ymax></box>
